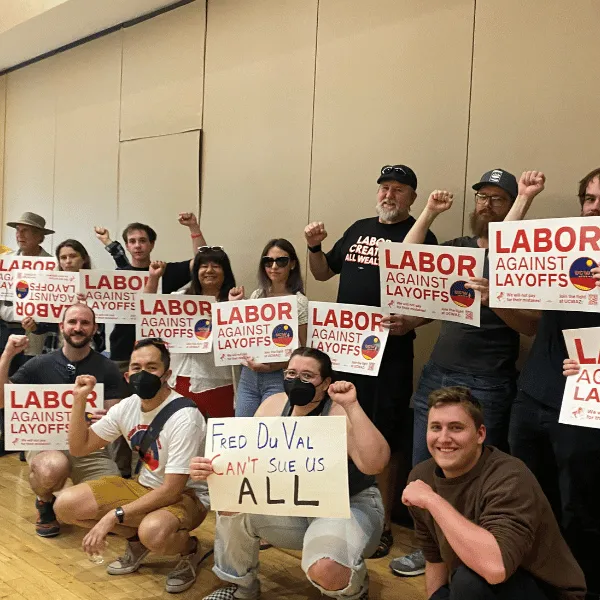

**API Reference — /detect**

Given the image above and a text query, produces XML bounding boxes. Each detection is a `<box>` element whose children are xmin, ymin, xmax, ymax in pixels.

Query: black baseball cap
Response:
<box><xmin>377</xmin><ymin>165</ymin><xmax>417</xmax><ymax>191</ymax></box>
<box><xmin>472</xmin><ymin>169</ymin><xmax>518</xmax><ymax>200</ymax></box>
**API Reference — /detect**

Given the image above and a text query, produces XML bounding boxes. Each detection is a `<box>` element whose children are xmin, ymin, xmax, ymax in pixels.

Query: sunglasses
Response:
<box><xmin>198</xmin><ymin>246</ymin><xmax>225</xmax><ymax>253</ymax></box>
<box><xmin>261</xmin><ymin>256</ymin><xmax>290</xmax><ymax>268</ymax></box>
<box><xmin>380</xmin><ymin>165</ymin><xmax>407</xmax><ymax>176</ymax></box>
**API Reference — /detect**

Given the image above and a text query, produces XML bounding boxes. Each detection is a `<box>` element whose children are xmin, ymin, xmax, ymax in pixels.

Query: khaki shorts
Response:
<box><xmin>26</xmin><ymin>448</ymin><xmax>120</xmax><ymax>484</ymax></box>
<box><xmin>87</xmin><ymin>475</ymin><xmax>204</xmax><ymax>531</ymax></box>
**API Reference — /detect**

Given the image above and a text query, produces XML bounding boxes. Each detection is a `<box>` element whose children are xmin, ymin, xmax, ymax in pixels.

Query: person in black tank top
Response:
<box><xmin>190</xmin><ymin>347</ymin><xmax>390</xmax><ymax>600</ymax></box>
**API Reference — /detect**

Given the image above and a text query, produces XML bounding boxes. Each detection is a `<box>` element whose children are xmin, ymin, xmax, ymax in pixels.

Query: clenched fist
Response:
<box><xmin>178</xmin><ymin>212</ymin><xmax>198</xmax><ymax>228</ymax></box>
<box><xmin>149</xmin><ymin>261</ymin><xmax>167</xmax><ymax>279</ymax></box>
<box><xmin>304</xmin><ymin>222</ymin><xmax>328</xmax><ymax>247</ymax></box>
<box><xmin>190</xmin><ymin>456</ymin><xmax>215</xmax><ymax>481</ymax></box>
<box><xmin>425</xmin><ymin>190</ymin><xmax>454</xmax><ymax>216</ymax></box>
<box><xmin>94</xmin><ymin>226</ymin><xmax>112</xmax><ymax>246</ymax></box>
<box><xmin>328</xmin><ymin>381</ymin><xmax>358</xmax><ymax>408</ymax></box>
<box><xmin>4</xmin><ymin>335</ymin><xmax>29</xmax><ymax>358</ymax></box>
<box><xmin>73</xmin><ymin>375</ymin><xmax>97</xmax><ymax>402</ymax></box>
<box><xmin>518</xmin><ymin>171</ymin><xmax>545</xmax><ymax>201</ymax></box>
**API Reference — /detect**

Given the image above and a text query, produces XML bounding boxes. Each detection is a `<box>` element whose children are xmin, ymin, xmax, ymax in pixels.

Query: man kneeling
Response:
<box><xmin>55</xmin><ymin>338</ymin><xmax>208</xmax><ymax>593</ymax></box>
<box><xmin>404</xmin><ymin>386</ymin><xmax>586</xmax><ymax>600</ymax></box>
<box><xmin>190</xmin><ymin>347</ymin><xmax>390</xmax><ymax>600</ymax></box>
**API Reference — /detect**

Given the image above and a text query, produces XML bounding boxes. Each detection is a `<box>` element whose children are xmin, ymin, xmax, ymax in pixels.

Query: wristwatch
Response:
<box><xmin>308</xmin><ymin>244</ymin><xmax>322</xmax><ymax>253</ymax></box>
<box><xmin>115</xmin><ymin>506</ymin><xmax>125</xmax><ymax>523</ymax></box>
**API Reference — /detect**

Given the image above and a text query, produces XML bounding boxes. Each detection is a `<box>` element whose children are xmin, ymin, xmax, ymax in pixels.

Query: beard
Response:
<box><xmin>469</xmin><ymin>210</ymin><xmax>504</xmax><ymax>238</ymax></box>
<box><xmin>64</xmin><ymin>330</ymin><xmax>93</xmax><ymax>349</ymax></box>
<box><xmin>376</xmin><ymin>202</ymin><xmax>405</xmax><ymax>223</ymax></box>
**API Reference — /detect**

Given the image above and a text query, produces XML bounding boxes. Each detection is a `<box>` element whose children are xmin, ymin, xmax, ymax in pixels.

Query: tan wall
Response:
<box><xmin>0</xmin><ymin>75</ymin><xmax>5</xmax><ymax>244</ymax></box>
<box><xmin>0</xmin><ymin>0</ymin><xmax>70</xmax><ymax>34</ymax></box>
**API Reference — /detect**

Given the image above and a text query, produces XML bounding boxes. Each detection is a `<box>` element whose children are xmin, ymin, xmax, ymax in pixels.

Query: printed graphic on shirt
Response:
<box><xmin>128</xmin><ymin>425</ymin><xmax>162</xmax><ymax>471</ymax></box>
<box><xmin>344</xmin><ymin>236</ymin><xmax>391</xmax><ymax>267</ymax></box>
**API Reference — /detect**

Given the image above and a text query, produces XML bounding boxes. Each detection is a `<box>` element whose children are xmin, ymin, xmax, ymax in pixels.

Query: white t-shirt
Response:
<box><xmin>92</xmin><ymin>390</ymin><xmax>206</xmax><ymax>492</ymax></box>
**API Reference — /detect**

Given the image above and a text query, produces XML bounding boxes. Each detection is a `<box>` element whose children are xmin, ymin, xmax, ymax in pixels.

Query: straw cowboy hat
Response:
<box><xmin>6</xmin><ymin>212</ymin><xmax>54</xmax><ymax>235</ymax></box>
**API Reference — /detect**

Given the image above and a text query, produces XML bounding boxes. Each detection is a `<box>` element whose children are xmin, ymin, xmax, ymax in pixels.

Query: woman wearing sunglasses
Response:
<box><xmin>144</xmin><ymin>246</ymin><xmax>237</xmax><ymax>418</ymax></box>
<box><xmin>230</xmin><ymin>238</ymin><xmax>308</xmax><ymax>417</ymax></box>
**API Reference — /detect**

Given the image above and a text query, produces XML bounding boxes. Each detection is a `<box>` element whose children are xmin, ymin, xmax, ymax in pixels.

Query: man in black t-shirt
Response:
<box><xmin>304</xmin><ymin>164</ymin><xmax>437</xmax><ymax>557</ymax></box>
<box><xmin>510</xmin><ymin>167</ymin><xmax>600</xmax><ymax>600</ymax></box>
<box><xmin>0</xmin><ymin>304</ymin><xmax>124</xmax><ymax>538</ymax></box>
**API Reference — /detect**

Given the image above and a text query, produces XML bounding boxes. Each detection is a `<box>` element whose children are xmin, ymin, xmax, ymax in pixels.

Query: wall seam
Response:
<box><xmin>198</xmin><ymin>0</ymin><xmax>208</xmax><ymax>216</ymax></box>
<box><xmin>116</xmin><ymin>29</ymin><xmax>125</xmax><ymax>228</ymax></box>
<box><xmin>0</xmin><ymin>77</ymin><xmax>7</xmax><ymax>242</ymax></box>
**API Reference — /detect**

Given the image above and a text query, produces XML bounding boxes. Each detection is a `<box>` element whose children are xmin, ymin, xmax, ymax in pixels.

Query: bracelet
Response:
<box><xmin>308</xmin><ymin>244</ymin><xmax>322</xmax><ymax>253</ymax></box>
<box><xmin>190</xmin><ymin>233</ymin><xmax>203</xmax><ymax>239</ymax></box>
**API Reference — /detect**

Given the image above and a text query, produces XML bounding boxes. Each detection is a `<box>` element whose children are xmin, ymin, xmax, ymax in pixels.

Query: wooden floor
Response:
<box><xmin>0</xmin><ymin>454</ymin><xmax>426</xmax><ymax>600</ymax></box>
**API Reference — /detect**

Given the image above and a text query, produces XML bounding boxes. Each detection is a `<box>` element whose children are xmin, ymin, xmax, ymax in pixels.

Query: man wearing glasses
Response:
<box><xmin>305</xmin><ymin>164</ymin><xmax>437</xmax><ymax>558</ymax></box>
<box><xmin>0</xmin><ymin>303</ymin><xmax>124</xmax><ymax>538</ymax></box>
<box><xmin>390</xmin><ymin>169</ymin><xmax>545</xmax><ymax>577</ymax></box>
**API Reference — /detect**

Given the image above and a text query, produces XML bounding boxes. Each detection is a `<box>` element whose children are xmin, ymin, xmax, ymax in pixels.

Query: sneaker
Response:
<box><xmin>202</xmin><ymin>586</ymin><xmax>260</xmax><ymax>600</ymax></box>
<box><xmin>165</xmin><ymin>537</ymin><xmax>205</xmax><ymax>593</ymax></box>
<box><xmin>106</xmin><ymin>540</ymin><xmax>149</xmax><ymax>575</ymax></box>
<box><xmin>35</xmin><ymin>497</ymin><xmax>60</xmax><ymax>538</ymax></box>
<box><xmin>389</xmin><ymin>549</ymin><xmax>426</xmax><ymax>576</ymax></box>
<box><xmin>368</xmin><ymin>527</ymin><xmax>393</xmax><ymax>559</ymax></box>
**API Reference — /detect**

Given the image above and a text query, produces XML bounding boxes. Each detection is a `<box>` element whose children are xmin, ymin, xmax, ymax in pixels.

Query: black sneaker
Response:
<box><xmin>35</xmin><ymin>497</ymin><xmax>60</xmax><ymax>537</ymax></box>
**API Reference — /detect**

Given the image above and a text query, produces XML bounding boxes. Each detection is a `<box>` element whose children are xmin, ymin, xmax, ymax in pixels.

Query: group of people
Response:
<box><xmin>0</xmin><ymin>162</ymin><xmax>597</xmax><ymax>600</ymax></box>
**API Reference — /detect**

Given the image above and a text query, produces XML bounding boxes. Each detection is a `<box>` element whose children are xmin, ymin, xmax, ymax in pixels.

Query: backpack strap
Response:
<box><xmin>135</xmin><ymin>397</ymin><xmax>198</xmax><ymax>475</ymax></box>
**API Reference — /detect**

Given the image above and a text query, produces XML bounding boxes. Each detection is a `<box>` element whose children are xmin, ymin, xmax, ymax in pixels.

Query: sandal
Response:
<box><xmin>368</xmin><ymin>527</ymin><xmax>393</xmax><ymax>559</ymax></box>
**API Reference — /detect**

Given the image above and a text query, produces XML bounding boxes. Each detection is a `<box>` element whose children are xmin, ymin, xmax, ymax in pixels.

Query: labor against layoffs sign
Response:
<box><xmin>213</xmin><ymin>296</ymin><xmax>299</xmax><ymax>366</ymax></box>
<box><xmin>489</xmin><ymin>217</ymin><xmax>600</xmax><ymax>311</ymax></box>
<box><xmin>560</xmin><ymin>328</ymin><xmax>600</xmax><ymax>429</ymax></box>
<box><xmin>13</xmin><ymin>270</ymin><xmax>79</xmax><ymax>323</ymax></box>
<box><xmin>206</xmin><ymin>416</ymin><xmax>350</xmax><ymax>518</ymax></box>
<box><xmin>0</xmin><ymin>256</ymin><xmax>58</xmax><ymax>301</ymax></box>
<box><xmin>136</xmin><ymin>294</ymin><xmax>214</xmax><ymax>353</ymax></box>
<box><xmin>79</xmin><ymin>269</ymin><xmax>150</xmax><ymax>323</ymax></box>
<box><xmin>379</xmin><ymin>241</ymin><xmax>485</xmax><ymax>326</ymax></box>
<box><xmin>4</xmin><ymin>384</ymin><xmax>104</xmax><ymax>450</ymax></box>
<box><xmin>308</xmin><ymin>302</ymin><xmax>389</xmax><ymax>376</ymax></box>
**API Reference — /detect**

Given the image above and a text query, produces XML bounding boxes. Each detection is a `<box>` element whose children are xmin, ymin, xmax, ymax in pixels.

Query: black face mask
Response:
<box><xmin>283</xmin><ymin>378</ymin><xmax>318</xmax><ymax>407</ymax></box>
<box><xmin>129</xmin><ymin>370</ymin><xmax>164</xmax><ymax>400</ymax></box>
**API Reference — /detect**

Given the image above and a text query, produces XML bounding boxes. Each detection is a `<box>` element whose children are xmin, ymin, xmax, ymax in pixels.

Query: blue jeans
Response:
<box><xmin>412</xmin><ymin>361</ymin><xmax>516</xmax><ymax>466</ymax></box>
<box><xmin>234</xmin><ymin>366</ymin><xmax>285</xmax><ymax>417</ymax></box>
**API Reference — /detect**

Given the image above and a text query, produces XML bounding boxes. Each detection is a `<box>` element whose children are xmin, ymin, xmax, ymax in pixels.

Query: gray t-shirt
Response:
<box><xmin>429</xmin><ymin>236</ymin><xmax>520</xmax><ymax>376</ymax></box>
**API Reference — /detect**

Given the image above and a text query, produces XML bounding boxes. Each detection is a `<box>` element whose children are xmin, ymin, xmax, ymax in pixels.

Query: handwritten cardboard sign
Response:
<box><xmin>379</xmin><ymin>242</ymin><xmax>485</xmax><ymax>326</ymax></box>
<box><xmin>4</xmin><ymin>383</ymin><xmax>104</xmax><ymax>450</ymax></box>
<box><xmin>308</xmin><ymin>302</ymin><xmax>389</xmax><ymax>376</ymax></box>
<box><xmin>13</xmin><ymin>270</ymin><xmax>79</xmax><ymax>323</ymax></box>
<box><xmin>79</xmin><ymin>269</ymin><xmax>150</xmax><ymax>324</ymax></box>
<box><xmin>206</xmin><ymin>416</ymin><xmax>350</xmax><ymax>517</ymax></box>
<box><xmin>0</xmin><ymin>256</ymin><xmax>58</xmax><ymax>301</ymax></box>
<box><xmin>489</xmin><ymin>217</ymin><xmax>600</xmax><ymax>311</ymax></box>
<box><xmin>136</xmin><ymin>294</ymin><xmax>214</xmax><ymax>353</ymax></box>
<box><xmin>213</xmin><ymin>296</ymin><xmax>299</xmax><ymax>366</ymax></box>
<box><xmin>560</xmin><ymin>327</ymin><xmax>600</xmax><ymax>428</ymax></box>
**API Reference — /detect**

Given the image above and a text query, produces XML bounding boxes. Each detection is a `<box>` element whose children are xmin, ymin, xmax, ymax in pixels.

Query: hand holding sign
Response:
<box><xmin>304</xmin><ymin>222</ymin><xmax>328</xmax><ymax>247</ymax></box>
<box><xmin>563</xmin><ymin>359</ymin><xmax>580</xmax><ymax>377</ymax></box>
<box><xmin>592</xmin><ymin>267</ymin><xmax>600</xmax><ymax>288</ymax></box>
<box><xmin>381</xmin><ymin>314</ymin><xmax>415</xmax><ymax>336</ymax></box>
<box><xmin>465</xmin><ymin>277</ymin><xmax>490</xmax><ymax>306</ymax></box>
<box><xmin>21</xmin><ymin>317</ymin><xmax>37</xmax><ymax>333</ymax></box>
<box><xmin>328</xmin><ymin>381</ymin><xmax>358</xmax><ymax>409</ymax></box>
<box><xmin>5</xmin><ymin>335</ymin><xmax>29</xmax><ymax>357</ymax></box>
<box><xmin>190</xmin><ymin>456</ymin><xmax>214</xmax><ymax>481</ymax></box>
<box><xmin>425</xmin><ymin>190</ymin><xmax>454</xmax><ymax>216</ymax></box>
<box><xmin>243</xmin><ymin>356</ymin><xmax>271</xmax><ymax>373</ymax></box>
<box><xmin>518</xmin><ymin>170</ymin><xmax>546</xmax><ymax>201</ymax></box>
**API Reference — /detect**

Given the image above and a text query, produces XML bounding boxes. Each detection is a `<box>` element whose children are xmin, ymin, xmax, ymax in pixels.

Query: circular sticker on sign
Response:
<box><xmin>15</xmin><ymin>280</ymin><xmax>30</xmax><ymax>299</ymax></box>
<box><xmin>450</xmin><ymin>280</ymin><xmax>475</xmax><ymax>308</ymax></box>
<box><xmin>361</xmin><ymin>335</ymin><xmax>381</xmax><ymax>360</ymax></box>
<box><xmin>272</xmin><ymin>324</ymin><xmax>294</xmax><ymax>347</ymax></box>
<box><xmin>569</xmin><ymin>257</ymin><xmax>597</xmax><ymax>291</ymax></box>
<box><xmin>194</xmin><ymin>318</ymin><xmax>212</xmax><ymax>340</ymax></box>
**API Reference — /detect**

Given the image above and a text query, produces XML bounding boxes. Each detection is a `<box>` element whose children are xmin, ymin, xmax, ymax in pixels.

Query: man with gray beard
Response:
<box><xmin>305</xmin><ymin>164</ymin><xmax>437</xmax><ymax>558</ymax></box>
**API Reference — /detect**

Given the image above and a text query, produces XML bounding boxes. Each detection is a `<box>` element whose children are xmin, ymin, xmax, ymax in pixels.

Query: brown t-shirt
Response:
<box><xmin>408</xmin><ymin>447</ymin><xmax>586</xmax><ymax>600</ymax></box>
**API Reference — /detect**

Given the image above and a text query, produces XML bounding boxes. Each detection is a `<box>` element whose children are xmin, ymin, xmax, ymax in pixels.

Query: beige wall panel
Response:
<box><xmin>120</xmin><ymin>1</ymin><xmax>206</xmax><ymax>141</ymax></box>
<box><xmin>118</xmin><ymin>131</ymin><xmax>200</xmax><ymax>263</ymax></box>
<box><xmin>3</xmin><ymin>57</ymin><xmax>57</xmax><ymax>252</ymax></box>
<box><xmin>467</xmin><ymin>0</ymin><xmax>600</xmax><ymax>221</ymax></box>
<box><xmin>309</xmin><ymin>0</ymin><xmax>475</xmax><ymax>378</ymax></box>
<box><xmin>52</xmin><ymin>33</ymin><xmax>121</xmax><ymax>270</ymax></box>
<box><xmin>201</xmin><ymin>0</ymin><xmax>317</xmax><ymax>291</ymax></box>
<box><xmin>0</xmin><ymin>76</ymin><xmax>5</xmax><ymax>245</ymax></box>
<box><xmin>0</xmin><ymin>0</ymin><xmax>69</xmax><ymax>33</ymax></box>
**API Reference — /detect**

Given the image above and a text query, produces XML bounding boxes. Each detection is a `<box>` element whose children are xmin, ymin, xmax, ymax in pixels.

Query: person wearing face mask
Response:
<box><xmin>144</xmin><ymin>247</ymin><xmax>237</xmax><ymax>417</ymax></box>
<box><xmin>228</xmin><ymin>238</ymin><xmax>308</xmax><ymax>417</ymax></box>
<box><xmin>55</xmin><ymin>338</ymin><xmax>209</xmax><ymax>594</ymax></box>
<box><xmin>190</xmin><ymin>347</ymin><xmax>390</xmax><ymax>600</ymax></box>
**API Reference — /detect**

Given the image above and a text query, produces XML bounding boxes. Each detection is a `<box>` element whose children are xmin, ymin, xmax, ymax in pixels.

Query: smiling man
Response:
<box><xmin>403</xmin><ymin>386</ymin><xmax>586</xmax><ymax>600</ymax></box>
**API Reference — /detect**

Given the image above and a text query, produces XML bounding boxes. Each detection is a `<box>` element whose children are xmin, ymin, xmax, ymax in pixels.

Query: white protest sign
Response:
<box><xmin>80</xmin><ymin>269</ymin><xmax>150</xmax><ymax>324</ymax></box>
<box><xmin>379</xmin><ymin>242</ymin><xmax>485</xmax><ymax>326</ymax></box>
<box><xmin>4</xmin><ymin>383</ymin><xmax>104</xmax><ymax>450</ymax></box>
<box><xmin>489</xmin><ymin>217</ymin><xmax>600</xmax><ymax>311</ymax></box>
<box><xmin>136</xmin><ymin>294</ymin><xmax>214</xmax><ymax>353</ymax></box>
<box><xmin>213</xmin><ymin>296</ymin><xmax>299</xmax><ymax>366</ymax></box>
<box><xmin>308</xmin><ymin>302</ymin><xmax>389</xmax><ymax>376</ymax></box>
<box><xmin>0</xmin><ymin>256</ymin><xmax>58</xmax><ymax>301</ymax></box>
<box><xmin>13</xmin><ymin>270</ymin><xmax>79</xmax><ymax>323</ymax></box>
<box><xmin>206</xmin><ymin>416</ymin><xmax>350</xmax><ymax>518</ymax></box>
<box><xmin>559</xmin><ymin>328</ymin><xmax>600</xmax><ymax>428</ymax></box>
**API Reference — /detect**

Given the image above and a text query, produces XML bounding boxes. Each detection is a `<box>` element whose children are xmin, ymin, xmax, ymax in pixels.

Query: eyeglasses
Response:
<box><xmin>283</xmin><ymin>369</ymin><xmax>320</xmax><ymax>384</ymax></box>
<box><xmin>380</xmin><ymin>165</ymin><xmax>407</xmax><ymax>177</ymax></box>
<box><xmin>261</xmin><ymin>256</ymin><xmax>290</xmax><ymax>268</ymax></box>
<box><xmin>474</xmin><ymin>192</ymin><xmax>509</xmax><ymax>208</ymax></box>
<box><xmin>198</xmin><ymin>246</ymin><xmax>225</xmax><ymax>253</ymax></box>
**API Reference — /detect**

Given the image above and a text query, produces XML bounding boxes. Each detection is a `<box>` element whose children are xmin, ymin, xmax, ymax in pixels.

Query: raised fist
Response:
<box><xmin>425</xmin><ymin>190</ymin><xmax>454</xmax><ymax>215</ymax></box>
<box><xmin>149</xmin><ymin>260</ymin><xmax>167</xmax><ymax>279</ymax></box>
<box><xmin>94</xmin><ymin>226</ymin><xmax>112</xmax><ymax>246</ymax></box>
<box><xmin>518</xmin><ymin>171</ymin><xmax>545</xmax><ymax>201</ymax></box>
<box><xmin>328</xmin><ymin>381</ymin><xmax>357</xmax><ymax>408</ymax></box>
<box><xmin>304</xmin><ymin>222</ymin><xmax>328</xmax><ymax>247</ymax></box>
<box><xmin>228</xmin><ymin>286</ymin><xmax>245</xmax><ymax>301</ymax></box>
<box><xmin>178</xmin><ymin>212</ymin><xmax>198</xmax><ymax>228</ymax></box>
<box><xmin>73</xmin><ymin>375</ymin><xmax>97</xmax><ymax>401</ymax></box>
<box><xmin>4</xmin><ymin>335</ymin><xmax>29</xmax><ymax>357</ymax></box>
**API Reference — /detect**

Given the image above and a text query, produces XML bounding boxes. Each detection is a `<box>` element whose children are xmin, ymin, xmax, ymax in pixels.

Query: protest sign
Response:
<box><xmin>559</xmin><ymin>327</ymin><xmax>600</xmax><ymax>429</ymax></box>
<box><xmin>0</xmin><ymin>256</ymin><xmax>57</xmax><ymax>301</ymax></box>
<box><xmin>13</xmin><ymin>270</ymin><xmax>79</xmax><ymax>323</ymax></box>
<box><xmin>308</xmin><ymin>302</ymin><xmax>389</xmax><ymax>376</ymax></box>
<box><xmin>206</xmin><ymin>416</ymin><xmax>350</xmax><ymax>518</ymax></box>
<box><xmin>79</xmin><ymin>269</ymin><xmax>150</xmax><ymax>324</ymax></box>
<box><xmin>379</xmin><ymin>241</ymin><xmax>485</xmax><ymax>326</ymax></box>
<box><xmin>4</xmin><ymin>383</ymin><xmax>104</xmax><ymax>450</ymax></box>
<box><xmin>136</xmin><ymin>294</ymin><xmax>214</xmax><ymax>353</ymax></box>
<box><xmin>489</xmin><ymin>217</ymin><xmax>600</xmax><ymax>311</ymax></box>
<box><xmin>213</xmin><ymin>296</ymin><xmax>299</xmax><ymax>366</ymax></box>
